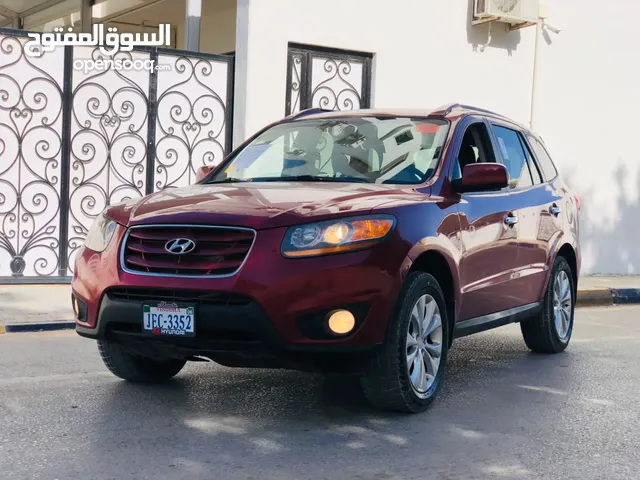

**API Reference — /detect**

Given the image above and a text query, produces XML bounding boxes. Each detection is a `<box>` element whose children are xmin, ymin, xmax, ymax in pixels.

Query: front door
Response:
<box><xmin>454</xmin><ymin>120</ymin><xmax>520</xmax><ymax>321</ymax></box>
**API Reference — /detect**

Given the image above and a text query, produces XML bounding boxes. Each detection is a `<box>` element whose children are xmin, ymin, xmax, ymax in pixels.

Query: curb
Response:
<box><xmin>1</xmin><ymin>289</ymin><xmax>640</xmax><ymax>334</ymax></box>
<box><xmin>611</xmin><ymin>288</ymin><xmax>640</xmax><ymax>305</ymax></box>
<box><xmin>576</xmin><ymin>289</ymin><xmax>613</xmax><ymax>307</ymax></box>
<box><xmin>576</xmin><ymin>288</ymin><xmax>640</xmax><ymax>307</ymax></box>
<box><xmin>1</xmin><ymin>321</ymin><xmax>76</xmax><ymax>333</ymax></box>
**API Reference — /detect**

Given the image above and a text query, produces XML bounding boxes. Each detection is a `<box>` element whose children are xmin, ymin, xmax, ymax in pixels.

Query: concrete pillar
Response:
<box><xmin>232</xmin><ymin>0</ymin><xmax>250</xmax><ymax>147</ymax></box>
<box><xmin>185</xmin><ymin>0</ymin><xmax>201</xmax><ymax>52</ymax></box>
<box><xmin>81</xmin><ymin>0</ymin><xmax>93</xmax><ymax>33</ymax></box>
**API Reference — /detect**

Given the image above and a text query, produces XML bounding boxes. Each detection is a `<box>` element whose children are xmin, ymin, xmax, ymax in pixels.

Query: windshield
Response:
<box><xmin>206</xmin><ymin>116</ymin><xmax>450</xmax><ymax>185</ymax></box>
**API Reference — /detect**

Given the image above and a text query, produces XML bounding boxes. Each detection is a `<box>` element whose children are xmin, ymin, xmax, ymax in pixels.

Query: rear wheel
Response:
<box><xmin>360</xmin><ymin>272</ymin><xmax>449</xmax><ymax>413</ymax></box>
<box><xmin>98</xmin><ymin>340</ymin><xmax>186</xmax><ymax>383</ymax></box>
<box><xmin>521</xmin><ymin>256</ymin><xmax>575</xmax><ymax>353</ymax></box>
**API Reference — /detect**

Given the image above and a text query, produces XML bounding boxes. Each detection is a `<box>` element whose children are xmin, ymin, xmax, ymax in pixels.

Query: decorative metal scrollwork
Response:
<box><xmin>310</xmin><ymin>57</ymin><xmax>364</xmax><ymax>111</ymax></box>
<box><xmin>286</xmin><ymin>47</ymin><xmax>371</xmax><ymax>116</ymax></box>
<box><xmin>288</xmin><ymin>53</ymin><xmax>303</xmax><ymax>114</ymax></box>
<box><xmin>0</xmin><ymin>34</ymin><xmax>63</xmax><ymax>277</ymax></box>
<box><xmin>154</xmin><ymin>54</ymin><xmax>229</xmax><ymax>189</ymax></box>
<box><xmin>67</xmin><ymin>48</ymin><xmax>149</xmax><ymax>273</ymax></box>
<box><xmin>0</xmin><ymin>28</ymin><xmax>235</xmax><ymax>281</ymax></box>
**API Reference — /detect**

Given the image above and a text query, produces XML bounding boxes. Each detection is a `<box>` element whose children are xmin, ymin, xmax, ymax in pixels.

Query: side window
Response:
<box><xmin>526</xmin><ymin>135</ymin><xmax>558</xmax><ymax>181</ymax></box>
<box><xmin>519</xmin><ymin>136</ymin><xmax>543</xmax><ymax>184</ymax></box>
<box><xmin>452</xmin><ymin>123</ymin><xmax>495</xmax><ymax>180</ymax></box>
<box><xmin>492</xmin><ymin>125</ymin><xmax>534</xmax><ymax>189</ymax></box>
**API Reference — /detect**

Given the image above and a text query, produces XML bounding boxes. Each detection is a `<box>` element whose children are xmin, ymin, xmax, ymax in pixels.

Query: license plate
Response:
<box><xmin>142</xmin><ymin>302</ymin><xmax>195</xmax><ymax>337</ymax></box>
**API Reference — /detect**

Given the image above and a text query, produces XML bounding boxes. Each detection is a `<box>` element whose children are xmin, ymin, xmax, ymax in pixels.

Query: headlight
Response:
<box><xmin>84</xmin><ymin>213</ymin><xmax>117</xmax><ymax>252</ymax></box>
<box><xmin>282</xmin><ymin>215</ymin><xmax>396</xmax><ymax>258</ymax></box>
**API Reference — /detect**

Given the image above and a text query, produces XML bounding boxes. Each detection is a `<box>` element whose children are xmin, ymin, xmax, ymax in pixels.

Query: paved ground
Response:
<box><xmin>0</xmin><ymin>305</ymin><xmax>638</xmax><ymax>480</ymax></box>
<box><xmin>0</xmin><ymin>284</ymin><xmax>71</xmax><ymax>325</ymax></box>
<box><xmin>2</xmin><ymin>275</ymin><xmax>640</xmax><ymax>327</ymax></box>
<box><xmin>578</xmin><ymin>275</ymin><xmax>640</xmax><ymax>290</ymax></box>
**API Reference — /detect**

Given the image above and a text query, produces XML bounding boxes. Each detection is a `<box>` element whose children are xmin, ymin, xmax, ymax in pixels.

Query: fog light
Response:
<box><xmin>71</xmin><ymin>294</ymin><xmax>87</xmax><ymax>321</ymax></box>
<box><xmin>327</xmin><ymin>309</ymin><xmax>356</xmax><ymax>335</ymax></box>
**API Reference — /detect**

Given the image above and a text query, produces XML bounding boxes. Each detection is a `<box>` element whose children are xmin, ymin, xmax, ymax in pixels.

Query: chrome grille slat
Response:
<box><xmin>120</xmin><ymin>224</ymin><xmax>256</xmax><ymax>278</ymax></box>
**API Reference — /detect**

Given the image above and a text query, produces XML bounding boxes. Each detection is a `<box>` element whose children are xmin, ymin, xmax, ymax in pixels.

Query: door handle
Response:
<box><xmin>549</xmin><ymin>204</ymin><xmax>561</xmax><ymax>216</ymax></box>
<box><xmin>504</xmin><ymin>213</ymin><xmax>518</xmax><ymax>226</ymax></box>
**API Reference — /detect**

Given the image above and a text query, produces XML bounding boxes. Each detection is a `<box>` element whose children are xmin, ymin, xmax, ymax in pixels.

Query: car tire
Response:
<box><xmin>360</xmin><ymin>272</ymin><xmax>449</xmax><ymax>413</ymax></box>
<box><xmin>520</xmin><ymin>256</ymin><xmax>575</xmax><ymax>354</ymax></box>
<box><xmin>98</xmin><ymin>340</ymin><xmax>186</xmax><ymax>383</ymax></box>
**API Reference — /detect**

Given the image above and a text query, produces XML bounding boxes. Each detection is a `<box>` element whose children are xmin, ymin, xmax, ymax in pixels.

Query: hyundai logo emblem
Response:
<box><xmin>164</xmin><ymin>238</ymin><xmax>196</xmax><ymax>255</ymax></box>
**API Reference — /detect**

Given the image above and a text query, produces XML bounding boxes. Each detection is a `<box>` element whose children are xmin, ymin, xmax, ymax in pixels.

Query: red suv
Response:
<box><xmin>72</xmin><ymin>104</ymin><xmax>581</xmax><ymax>412</ymax></box>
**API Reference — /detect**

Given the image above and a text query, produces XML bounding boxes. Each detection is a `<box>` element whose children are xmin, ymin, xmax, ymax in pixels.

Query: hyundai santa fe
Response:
<box><xmin>72</xmin><ymin>103</ymin><xmax>581</xmax><ymax>412</ymax></box>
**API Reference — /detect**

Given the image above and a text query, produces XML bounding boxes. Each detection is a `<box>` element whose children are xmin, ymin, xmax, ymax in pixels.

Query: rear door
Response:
<box><xmin>488</xmin><ymin>122</ymin><xmax>564</xmax><ymax>305</ymax></box>
<box><xmin>454</xmin><ymin>118</ymin><xmax>520</xmax><ymax>321</ymax></box>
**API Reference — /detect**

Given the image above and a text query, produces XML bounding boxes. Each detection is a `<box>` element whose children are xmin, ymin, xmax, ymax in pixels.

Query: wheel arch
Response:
<box><xmin>555</xmin><ymin>243</ymin><xmax>578</xmax><ymax>295</ymax></box>
<box><xmin>407</xmin><ymin>249</ymin><xmax>459</xmax><ymax>347</ymax></box>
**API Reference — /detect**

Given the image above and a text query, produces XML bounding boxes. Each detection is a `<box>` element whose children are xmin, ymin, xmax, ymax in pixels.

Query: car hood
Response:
<box><xmin>104</xmin><ymin>182</ymin><xmax>426</xmax><ymax>230</ymax></box>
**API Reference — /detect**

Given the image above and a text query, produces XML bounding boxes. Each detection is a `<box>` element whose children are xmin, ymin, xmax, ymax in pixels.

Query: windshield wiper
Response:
<box><xmin>249</xmin><ymin>175</ymin><xmax>373</xmax><ymax>183</ymax></box>
<box><xmin>206</xmin><ymin>175</ymin><xmax>374</xmax><ymax>184</ymax></box>
<box><xmin>205</xmin><ymin>177</ymin><xmax>251</xmax><ymax>184</ymax></box>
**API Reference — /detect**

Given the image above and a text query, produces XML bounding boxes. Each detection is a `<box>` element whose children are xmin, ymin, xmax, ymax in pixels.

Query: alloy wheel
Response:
<box><xmin>553</xmin><ymin>270</ymin><xmax>572</xmax><ymax>340</ymax></box>
<box><xmin>406</xmin><ymin>294</ymin><xmax>443</xmax><ymax>397</ymax></box>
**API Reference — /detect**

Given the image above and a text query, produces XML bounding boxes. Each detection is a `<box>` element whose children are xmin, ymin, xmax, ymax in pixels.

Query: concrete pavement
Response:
<box><xmin>0</xmin><ymin>305</ymin><xmax>638</xmax><ymax>479</ymax></box>
<box><xmin>1</xmin><ymin>275</ymin><xmax>639</xmax><ymax>332</ymax></box>
<box><xmin>0</xmin><ymin>284</ymin><xmax>73</xmax><ymax>333</ymax></box>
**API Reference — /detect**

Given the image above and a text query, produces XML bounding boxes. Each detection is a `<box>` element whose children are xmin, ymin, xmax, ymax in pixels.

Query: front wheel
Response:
<box><xmin>521</xmin><ymin>256</ymin><xmax>575</xmax><ymax>353</ymax></box>
<box><xmin>98</xmin><ymin>340</ymin><xmax>186</xmax><ymax>383</ymax></box>
<box><xmin>360</xmin><ymin>272</ymin><xmax>450</xmax><ymax>413</ymax></box>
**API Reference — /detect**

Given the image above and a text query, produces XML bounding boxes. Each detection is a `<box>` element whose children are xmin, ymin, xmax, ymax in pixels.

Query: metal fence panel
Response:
<box><xmin>0</xmin><ymin>31</ymin><xmax>65</xmax><ymax>279</ymax></box>
<box><xmin>153</xmin><ymin>50</ymin><xmax>233</xmax><ymax>190</ymax></box>
<box><xmin>66</xmin><ymin>47</ymin><xmax>151</xmax><ymax>274</ymax></box>
<box><xmin>0</xmin><ymin>29</ymin><xmax>234</xmax><ymax>282</ymax></box>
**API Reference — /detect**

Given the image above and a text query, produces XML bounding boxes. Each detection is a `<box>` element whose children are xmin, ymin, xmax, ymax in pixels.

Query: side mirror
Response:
<box><xmin>195</xmin><ymin>165</ymin><xmax>216</xmax><ymax>183</ymax></box>
<box><xmin>455</xmin><ymin>162</ymin><xmax>509</xmax><ymax>193</ymax></box>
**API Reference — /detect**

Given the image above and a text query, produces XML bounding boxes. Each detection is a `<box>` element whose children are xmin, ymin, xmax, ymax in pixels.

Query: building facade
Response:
<box><xmin>0</xmin><ymin>0</ymin><xmax>638</xmax><ymax>281</ymax></box>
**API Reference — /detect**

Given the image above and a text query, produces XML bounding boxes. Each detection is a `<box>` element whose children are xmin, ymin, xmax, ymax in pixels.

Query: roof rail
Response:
<box><xmin>287</xmin><ymin>108</ymin><xmax>334</xmax><ymax>120</ymax></box>
<box><xmin>458</xmin><ymin>104</ymin><xmax>504</xmax><ymax>117</ymax></box>
<box><xmin>434</xmin><ymin>103</ymin><xmax>506</xmax><ymax>118</ymax></box>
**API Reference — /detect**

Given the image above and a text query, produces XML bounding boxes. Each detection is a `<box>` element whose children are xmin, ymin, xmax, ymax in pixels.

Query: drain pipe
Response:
<box><xmin>530</xmin><ymin>7</ymin><xmax>561</xmax><ymax>131</ymax></box>
<box><xmin>529</xmin><ymin>16</ymin><xmax>542</xmax><ymax>131</ymax></box>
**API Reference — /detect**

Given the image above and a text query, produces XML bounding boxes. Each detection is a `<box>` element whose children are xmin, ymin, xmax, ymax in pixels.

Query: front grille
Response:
<box><xmin>122</xmin><ymin>225</ymin><xmax>255</xmax><ymax>276</ymax></box>
<box><xmin>107</xmin><ymin>287</ymin><xmax>253</xmax><ymax>307</ymax></box>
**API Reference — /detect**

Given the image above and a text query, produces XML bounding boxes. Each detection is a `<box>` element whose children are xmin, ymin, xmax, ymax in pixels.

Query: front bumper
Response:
<box><xmin>76</xmin><ymin>287</ymin><xmax>379</xmax><ymax>370</ymax></box>
<box><xmin>72</xmin><ymin>223</ymin><xmax>407</xmax><ymax>361</ymax></box>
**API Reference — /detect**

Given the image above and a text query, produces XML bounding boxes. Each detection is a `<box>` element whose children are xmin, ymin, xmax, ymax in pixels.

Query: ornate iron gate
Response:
<box><xmin>285</xmin><ymin>43</ymin><xmax>372</xmax><ymax>116</ymax></box>
<box><xmin>0</xmin><ymin>28</ymin><xmax>234</xmax><ymax>283</ymax></box>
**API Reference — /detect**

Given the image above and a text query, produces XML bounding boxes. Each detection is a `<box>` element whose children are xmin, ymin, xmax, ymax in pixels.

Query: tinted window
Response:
<box><xmin>493</xmin><ymin>125</ymin><xmax>533</xmax><ymax>188</ymax></box>
<box><xmin>520</xmin><ymin>137</ymin><xmax>543</xmax><ymax>184</ymax></box>
<box><xmin>452</xmin><ymin>123</ymin><xmax>495</xmax><ymax>181</ymax></box>
<box><xmin>527</xmin><ymin>135</ymin><xmax>558</xmax><ymax>181</ymax></box>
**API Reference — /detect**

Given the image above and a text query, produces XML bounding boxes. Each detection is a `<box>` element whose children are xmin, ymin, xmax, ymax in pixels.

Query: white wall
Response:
<box><xmin>531</xmin><ymin>0</ymin><xmax>640</xmax><ymax>274</ymax></box>
<box><xmin>234</xmin><ymin>0</ymin><xmax>536</xmax><ymax>145</ymax></box>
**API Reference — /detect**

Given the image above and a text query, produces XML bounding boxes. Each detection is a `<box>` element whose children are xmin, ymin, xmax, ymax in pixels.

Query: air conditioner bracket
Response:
<box><xmin>472</xmin><ymin>16</ymin><xmax>537</xmax><ymax>31</ymax></box>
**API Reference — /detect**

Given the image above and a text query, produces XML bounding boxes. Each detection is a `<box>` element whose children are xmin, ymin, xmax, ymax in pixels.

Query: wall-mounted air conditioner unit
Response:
<box><xmin>473</xmin><ymin>0</ymin><xmax>540</xmax><ymax>29</ymax></box>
